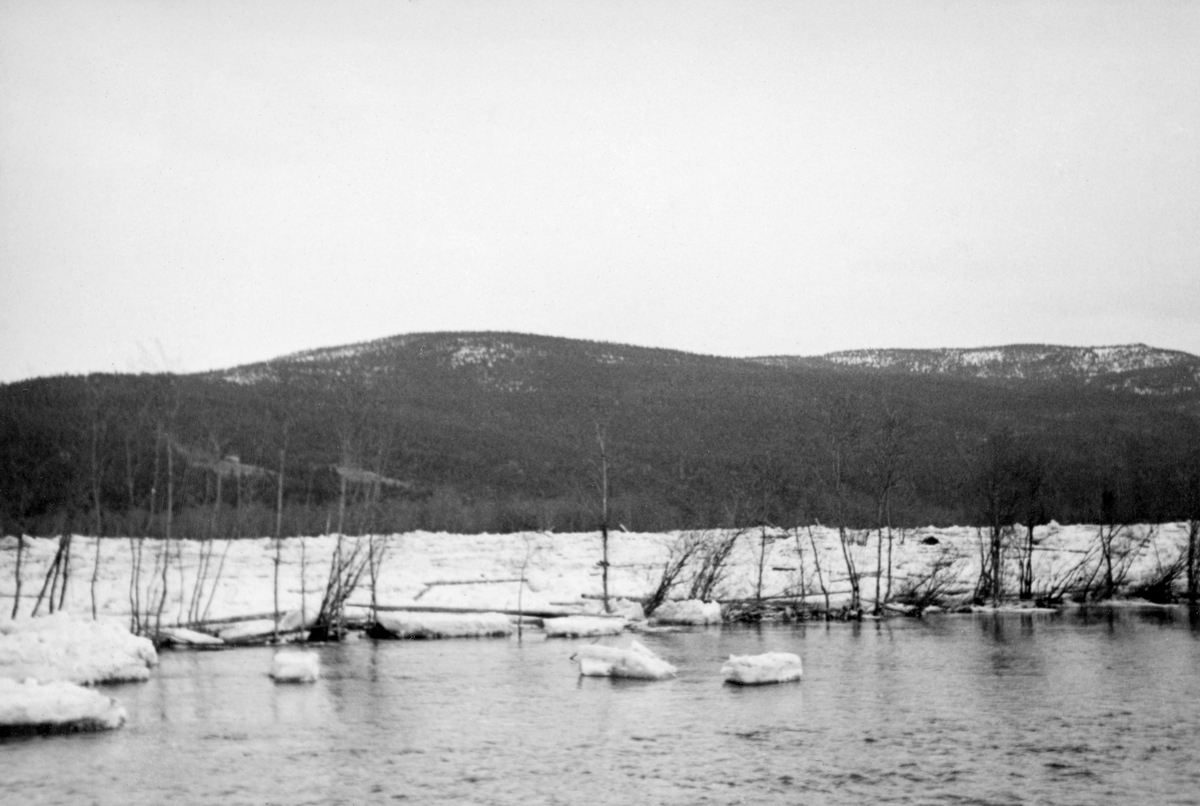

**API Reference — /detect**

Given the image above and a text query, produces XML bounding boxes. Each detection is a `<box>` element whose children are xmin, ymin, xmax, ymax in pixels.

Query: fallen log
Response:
<box><xmin>160</xmin><ymin>612</ymin><xmax>279</xmax><ymax>630</ymax></box>
<box><xmin>345</xmin><ymin>602</ymin><xmax>611</xmax><ymax>619</ymax></box>
<box><xmin>414</xmin><ymin>578</ymin><xmax>525</xmax><ymax>600</ymax></box>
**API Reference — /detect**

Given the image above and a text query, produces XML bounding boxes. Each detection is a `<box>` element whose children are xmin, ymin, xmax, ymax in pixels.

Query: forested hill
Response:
<box><xmin>4</xmin><ymin>332</ymin><xmax>1200</xmax><ymax>537</ymax></box>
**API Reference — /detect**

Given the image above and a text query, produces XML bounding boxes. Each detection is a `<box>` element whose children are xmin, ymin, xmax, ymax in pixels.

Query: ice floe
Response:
<box><xmin>572</xmin><ymin>640</ymin><xmax>676</xmax><ymax>680</ymax></box>
<box><xmin>0</xmin><ymin>677</ymin><xmax>127</xmax><ymax>734</ymax></box>
<box><xmin>372</xmin><ymin>611</ymin><xmax>513</xmax><ymax>639</ymax></box>
<box><xmin>217</xmin><ymin>619</ymin><xmax>281</xmax><ymax>644</ymax></box>
<box><xmin>0</xmin><ymin>612</ymin><xmax>158</xmax><ymax>685</ymax></box>
<box><xmin>542</xmin><ymin>616</ymin><xmax>626</xmax><ymax>637</ymax></box>
<box><xmin>652</xmin><ymin>600</ymin><xmax>723</xmax><ymax>625</ymax></box>
<box><xmin>270</xmin><ymin>650</ymin><xmax>320</xmax><ymax>683</ymax></box>
<box><xmin>721</xmin><ymin>652</ymin><xmax>803</xmax><ymax>685</ymax></box>
<box><xmin>214</xmin><ymin>610</ymin><xmax>316</xmax><ymax>645</ymax></box>
<box><xmin>157</xmin><ymin>627</ymin><xmax>224</xmax><ymax>647</ymax></box>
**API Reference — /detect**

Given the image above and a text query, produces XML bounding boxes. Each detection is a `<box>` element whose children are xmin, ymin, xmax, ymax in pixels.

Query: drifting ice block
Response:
<box><xmin>721</xmin><ymin>652</ymin><xmax>803</xmax><ymax>685</ymax></box>
<box><xmin>270</xmin><ymin>651</ymin><xmax>320</xmax><ymax>683</ymax></box>
<box><xmin>652</xmin><ymin>600</ymin><xmax>723</xmax><ymax>625</ymax></box>
<box><xmin>542</xmin><ymin>616</ymin><xmax>626</xmax><ymax>638</ymax></box>
<box><xmin>0</xmin><ymin>678</ymin><xmax>127</xmax><ymax>735</ymax></box>
<box><xmin>373</xmin><ymin>612</ymin><xmax>513</xmax><ymax>639</ymax></box>
<box><xmin>572</xmin><ymin>641</ymin><xmax>676</xmax><ymax>680</ymax></box>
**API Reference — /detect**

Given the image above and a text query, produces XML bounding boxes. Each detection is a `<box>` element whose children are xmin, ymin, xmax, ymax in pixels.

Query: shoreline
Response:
<box><xmin>2</xmin><ymin>523</ymin><xmax>1196</xmax><ymax>636</ymax></box>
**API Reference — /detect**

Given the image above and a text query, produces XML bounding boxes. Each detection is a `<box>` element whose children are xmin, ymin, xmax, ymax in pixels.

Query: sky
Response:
<box><xmin>1</xmin><ymin>0</ymin><xmax>1198</xmax><ymax>382</ymax></box>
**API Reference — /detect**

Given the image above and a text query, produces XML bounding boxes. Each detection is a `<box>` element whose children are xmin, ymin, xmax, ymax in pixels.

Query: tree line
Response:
<box><xmin>4</xmin><ymin>356</ymin><xmax>1200</xmax><ymax>542</ymax></box>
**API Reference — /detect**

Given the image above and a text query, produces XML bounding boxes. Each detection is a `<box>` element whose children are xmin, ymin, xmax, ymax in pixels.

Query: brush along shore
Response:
<box><xmin>1</xmin><ymin>523</ymin><xmax>1195</xmax><ymax>643</ymax></box>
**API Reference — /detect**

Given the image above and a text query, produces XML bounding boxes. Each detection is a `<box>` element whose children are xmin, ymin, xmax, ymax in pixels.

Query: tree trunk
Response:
<box><xmin>806</xmin><ymin>526</ymin><xmax>831</xmax><ymax>618</ymax></box>
<box><xmin>155</xmin><ymin>439</ymin><xmax>174</xmax><ymax>633</ymax></box>
<box><xmin>274</xmin><ymin>439</ymin><xmax>286</xmax><ymax>643</ymax></box>
<box><xmin>1185</xmin><ymin>520</ymin><xmax>1195</xmax><ymax>602</ymax></box>
<box><xmin>11</xmin><ymin>534</ymin><xmax>23</xmax><ymax>618</ymax></box>
<box><xmin>596</xmin><ymin>425</ymin><xmax>611</xmax><ymax>613</ymax></box>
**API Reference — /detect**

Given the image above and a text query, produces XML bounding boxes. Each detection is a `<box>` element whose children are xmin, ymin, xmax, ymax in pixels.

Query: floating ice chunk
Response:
<box><xmin>157</xmin><ymin>627</ymin><xmax>224</xmax><ymax>647</ymax></box>
<box><xmin>0</xmin><ymin>612</ymin><xmax>158</xmax><ymax>685</ymax></box>
<box><xmin>373</xmin><ymin>612</ymin><xmax>513</xmax><ymax>639</ymax></box>
<box><xmin>721</xmin><ymin>652</ymin><xmax>803</xmax><ymax>685</ymax></box>
<box><xmin>653</xmin><ymin>600</ymin><xmax>723</xmax><ymax>625</ymax></box>
<box><xmin>572</xmin><ymin>640</ymin><xmax>676</xmax><ymax>680</ymax></box>
<box><xmin>270</xmin><ymin>651</ymin><xmax>320</xmax><ymax>683</ymax></box>
<box><xmin>0</xmin><ymin>678</ymin><xmax>127</xmax><ymax>734</ymax></box>
<box><xmin>542</xmin><ymin>616</ymin><xmax>626</xmax><ymax>637</ymax></box>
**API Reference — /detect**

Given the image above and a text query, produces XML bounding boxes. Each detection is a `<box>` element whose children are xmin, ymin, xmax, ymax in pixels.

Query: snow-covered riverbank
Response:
<box><xmin>1</xmin><ymin>522</ymin><xmax>1193</xmax><ymax>627</ymax></box>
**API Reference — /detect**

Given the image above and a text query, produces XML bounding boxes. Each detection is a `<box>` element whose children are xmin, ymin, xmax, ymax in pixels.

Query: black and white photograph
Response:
<box><xmin>2</xmin><ymin>1</ymin><xmax>1199</xmax><ymax>803</ymax></box>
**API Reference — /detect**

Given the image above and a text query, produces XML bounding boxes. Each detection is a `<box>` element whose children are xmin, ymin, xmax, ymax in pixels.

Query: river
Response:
<box><xmin>3</xmin><ymin>607</ymin><xmax>1199</xmax><ymax>805</ymax></box>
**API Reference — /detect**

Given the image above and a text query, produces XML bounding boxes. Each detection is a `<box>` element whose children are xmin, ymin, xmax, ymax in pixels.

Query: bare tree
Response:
<box><xmin>273</xmin><ymin>424</ymin><xmax>288</xmax><ymax>642</ymax></box>
<box><xmin>803</xmin><ymin>525</ymin><xmax>831</xmax><ymax>616</ymax></box>
<box><xmin>688</xmin><ymin>528</ymin><xmax>743</xmax><ymax>601</ymax></box>
<box><xmin>824</xmin><ymin>395</ymin><xmax>864</xmax><ymax>611</ymax></box>
<box><xmin>1179</xmin><ymin>452</ymin><xmax>1200</xmax><ymax>602</ymax></box>
<box><xmin>863</xmin><ymin>401</ymin><xmax>910</xmax><ymax>614</ymax></box>
<box><xmin>593</xmin><ymin>422</ymin><xmax>612</xmax><ymax>613</ymax></box>
<box><xmin>644</xmin><ymin>531</ymin><xmax>707</xmax><ymax>616</ymax></box>
<box><xmin>10</xmin><ymin>532</ymin><xmax>22</xmax><ymax>619</ymax></box>
<box><xmin>86</xmin><ymin>378</ymin><xmax>109</xmax><ymax>619</ymax></box>
<box><xmin>969</xmin><ymin>429</ymin><xmax>1023</xmax><ymax>606</ymax></box>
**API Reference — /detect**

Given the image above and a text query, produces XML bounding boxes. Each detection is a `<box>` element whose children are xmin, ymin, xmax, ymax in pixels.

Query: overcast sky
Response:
<box><xmin>2</xmin><ymin>0</ymin><xmax>1198</xmax><ymax>381</ymax></box>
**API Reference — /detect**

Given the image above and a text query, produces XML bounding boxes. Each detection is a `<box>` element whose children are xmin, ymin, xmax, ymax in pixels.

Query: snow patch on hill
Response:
<box><xmin>795</xmin><ymin>344</ymin><xmax>1199</xmax><ymax>389</ymax></box>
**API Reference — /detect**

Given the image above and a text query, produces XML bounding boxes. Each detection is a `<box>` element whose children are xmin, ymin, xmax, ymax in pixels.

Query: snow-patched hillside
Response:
<box><xmin>753</xmin><ymin>343</ymin><xmax>1200</xmax><ymax>395</ymax></box>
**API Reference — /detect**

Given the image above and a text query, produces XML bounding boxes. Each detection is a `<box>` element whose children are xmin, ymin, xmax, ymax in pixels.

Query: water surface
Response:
<box><xmin>4</xmin><ymin>608</ymin><xmax>1200</xmax><ymax>805</ymax></box>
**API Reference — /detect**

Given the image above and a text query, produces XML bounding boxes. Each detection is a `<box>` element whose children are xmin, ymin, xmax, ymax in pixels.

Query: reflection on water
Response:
<box><xmin>3</xmin><ymin>607</ymin><xmax>1200</xmax><ymax>805</ymax></box>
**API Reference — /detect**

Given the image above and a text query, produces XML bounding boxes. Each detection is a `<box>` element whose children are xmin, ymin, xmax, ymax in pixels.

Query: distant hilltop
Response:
<box><xmin>216</xmin><ymin>334</ymin><xmax>1200</xmax><ymax>399</ymax></box>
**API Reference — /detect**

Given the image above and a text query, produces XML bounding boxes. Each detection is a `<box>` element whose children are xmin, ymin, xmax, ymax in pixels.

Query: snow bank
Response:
<box><xmin>543</xmin><ymin>616</ymin><xmax>626</xmax><ymax>638</ymax></box>
<box><xmin>6</xmin><ymin>524</ymin><xmax>1194</xmax><ymax>625</ymax></box>
<box><xmin>270</xmin><ymin>651</ymin><xmax>320</xmax><ymax>683</ymax></box>
<box><xmin>0</xmin><ymin>612</ymin><xmax>158</xmax><ymax>685</ymax></box>
<box><xmin>0</xmin><ymin>678</ymin><xmax>127</xmax><ymax>734</ymax></box>
<box><xmin>373</xmin><ymin>611</ymin><xmax>513</xmax><ymax>639</ymax></box>
<box><xmin>721</xmin><ymin>652</ymin><xmax>803</xmax><ymax>685</ymax></box>
<box><xmin>653</xmin><ymin>600</ymin><xmax>723</xmax><ymax>625</ymax></box>
<box><xmin>572</xmin><ymin>640</ymin><xmax>676</xmax><ymax>680</ymax></box>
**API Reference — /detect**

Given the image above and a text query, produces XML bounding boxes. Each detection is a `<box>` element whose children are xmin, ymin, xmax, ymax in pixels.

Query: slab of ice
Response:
<box><xmin>0</xmin><ymin>678</ymin><xmax>127</xmax><ymax>734</ymax></box>
<box><xmin>653</xmin><ymin>600</ymin><xmax>723</xmax><ymax>625</ymax></box>
<box><xmin>373</xmin><ymin>611</ymin><xmax>513</xmax><ymax>639</ymax></box>
<box><xmin>277</xmin><ymin>609</ymin><xmax>318</xmax><ymax>633</ymax></box>
<box><xmin>215</xmin><ymin>610</ymin><xmax>316</xmax><ymax>644</ymax></box>
<box><xmin>157</xmin><ymin>627</ymin><xmax>224</xmax><ymax>647</ymax></box>
<box><xmin>542</xmin><ymin>616</ymin><xmax>626</xmax><ymax>638</ymax></box>
<box><xmin>572</xmin><ymin>640</ymin><xmax>676</xmax><ymax>680</ymax></box>
<box><xmin>270</xmin><ymin>651</ymin><xmax>320</xmax><ymax>683</ymax></box>
<box><xmin>721</xmin><ymin>652</ymin><xmax>803</xmax><ymax>685</ymax></box>
<box><xmin>0</xmin><ymin>612</ymin><xmax>158</xmax><ymax>685</ymax></box>
<box><xmin>581</xmin><ymin>598</ymin><xmax>644</xmax><ymax>621</ymax></box>
<box><xmin>217</xmin><ymin>619</ymin><xmax>280</xmax><ymax>644</ymax></box>
<box><xmin>611</xmin><ymin>599</ymin><xmax>646</xmax><ymax>622</ymax></box>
